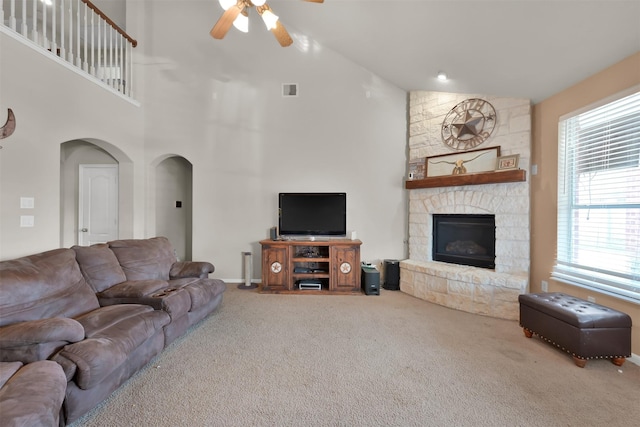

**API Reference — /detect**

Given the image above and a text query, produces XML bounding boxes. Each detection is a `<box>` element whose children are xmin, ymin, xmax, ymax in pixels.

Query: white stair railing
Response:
<box><xmin>1</xmin><ymin>0</ymin><xmax>137</xmax><ymax>99</ymax></box>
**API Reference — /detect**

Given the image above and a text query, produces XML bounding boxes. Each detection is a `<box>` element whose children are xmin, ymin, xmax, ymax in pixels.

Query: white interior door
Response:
<box><xmin>78</xmin><ymin>164</ymin><xmax>118</xmax><ymax>246</ymax></box>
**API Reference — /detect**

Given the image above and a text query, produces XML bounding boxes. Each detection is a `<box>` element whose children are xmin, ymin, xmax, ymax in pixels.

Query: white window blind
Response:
<box><xmin>553</xmin><ymin>89</ymin><xmax>640</xmax><ymax>304</ymax></box>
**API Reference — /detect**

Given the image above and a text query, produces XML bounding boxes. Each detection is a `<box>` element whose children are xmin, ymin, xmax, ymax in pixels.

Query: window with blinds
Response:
<box><xmin>552</xmin><ymin>89</ymin><xmax>640</xmax><ymax>304</ymax></box>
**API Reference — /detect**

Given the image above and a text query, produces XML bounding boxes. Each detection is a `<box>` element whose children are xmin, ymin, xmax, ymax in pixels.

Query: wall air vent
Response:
<box><xmin>282</xmin><ymin>83</ymin><xmax>298</xmax><ymax>97</ymax></box>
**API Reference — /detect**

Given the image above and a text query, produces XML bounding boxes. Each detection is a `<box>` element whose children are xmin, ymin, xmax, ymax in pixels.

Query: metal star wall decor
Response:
<box><xmin>441</xmin><ymin>99</ymin><xmax>496</xmax><ymax>150</ymax></box>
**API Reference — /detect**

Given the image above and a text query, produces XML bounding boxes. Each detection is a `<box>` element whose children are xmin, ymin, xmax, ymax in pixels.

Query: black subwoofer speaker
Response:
<box><xmin>383</xmin><ymin>259</ymin><xmax>400</xmax><ymax>290</ymax></box>
<box><xmin>361</xmin><ymin>265</ymin><xmax>380</xmax><ymax>296</ymax></box>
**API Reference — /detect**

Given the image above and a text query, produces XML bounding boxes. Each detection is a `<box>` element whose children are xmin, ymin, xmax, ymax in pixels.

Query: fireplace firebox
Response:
<box><xmin>432</xmin><ymin>214</ymin><xmax>495</xmax><ymax>269</ymax></box>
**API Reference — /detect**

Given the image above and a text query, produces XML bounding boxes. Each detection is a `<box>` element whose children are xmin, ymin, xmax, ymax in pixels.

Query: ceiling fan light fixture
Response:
<box><xmin>212</xmin><ymin>0</ymin><xmax>320</xmax><ymax>47</ymax></box>
<box><xmin>260</xmin><ymin>9</ymin><xmax>279</xmax><ymax>30</ymax></box>
<box><xmin>233</xmin><ymin>12</ymin><xmax>249</xmax><ymax>33</ymax></box>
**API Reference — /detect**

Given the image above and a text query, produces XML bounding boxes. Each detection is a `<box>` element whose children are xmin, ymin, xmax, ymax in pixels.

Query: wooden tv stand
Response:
<box><xmin>260</xmin><ymin>239</ymin><xmax>362</xmax><ymax>294</ymax></box>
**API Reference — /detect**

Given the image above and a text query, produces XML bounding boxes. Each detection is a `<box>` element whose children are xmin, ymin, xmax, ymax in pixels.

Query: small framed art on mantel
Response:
<box><xmin>496</xmin><ymin>154</ymin><xmax>520</xmax><ymax>171</ymax></box>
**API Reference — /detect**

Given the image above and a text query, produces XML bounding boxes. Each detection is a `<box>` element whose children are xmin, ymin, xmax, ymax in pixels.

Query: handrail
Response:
<box><xmin>81</xmin><ymin>0</ymin><xmax>137</xmax><ymax>48</ymax></box>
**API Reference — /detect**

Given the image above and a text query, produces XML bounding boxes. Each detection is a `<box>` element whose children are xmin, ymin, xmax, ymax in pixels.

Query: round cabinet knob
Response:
<box><xmin>340</xmin><ymin>262</ymin><xmax>351</xmax><ymax>274</ymax></box>
<box><xmin>270</xmin><ymin>262</ymin><xmax>282</xmax><ymax>274</ymax></box>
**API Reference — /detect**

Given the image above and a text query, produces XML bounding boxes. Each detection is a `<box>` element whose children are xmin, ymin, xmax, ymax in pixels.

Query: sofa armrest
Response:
<box><xmin>0</xmin><ymin>318</ymin><xmax>85</xmax><ymax>363</ymax></box>
<box><xmin>169</xmin><ymin>261</ymin><xmax>215</xmax><ymax>279</ymax></box>
<box><xmin>0</xmin><ymin>360</ymin><xmax>67</xmax><ymax>426</ymax></box>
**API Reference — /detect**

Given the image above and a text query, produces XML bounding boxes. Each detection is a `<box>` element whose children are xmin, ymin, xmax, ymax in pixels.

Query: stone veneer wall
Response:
<box><xmin>402</xmin><ymin>91</ymin><xmax>531</xmax><ymax>320</ymax></box>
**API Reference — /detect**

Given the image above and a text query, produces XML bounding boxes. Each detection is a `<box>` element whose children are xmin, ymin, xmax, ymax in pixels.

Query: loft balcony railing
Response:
<box><xmin>1</xmin><ymin>0</ymin><xmax>136</xmax><ymax>99</ymax></box>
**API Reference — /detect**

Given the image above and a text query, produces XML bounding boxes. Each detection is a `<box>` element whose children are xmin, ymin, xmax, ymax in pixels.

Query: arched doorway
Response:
<box><xmin>60</xmin><ymin>139</ymin><xmax>133</xmax><ymax>248</ymax></box>
<box><xmin>155</xmin><ymin>156</ymin><xmax>193</xmax><ymax>261</ymax></box>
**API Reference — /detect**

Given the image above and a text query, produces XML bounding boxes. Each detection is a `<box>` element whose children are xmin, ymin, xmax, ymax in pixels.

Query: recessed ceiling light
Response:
<box><xmin>437</xmin><ymin>72</ymin><xmax>448</xmax><ymax>81</ymax></box>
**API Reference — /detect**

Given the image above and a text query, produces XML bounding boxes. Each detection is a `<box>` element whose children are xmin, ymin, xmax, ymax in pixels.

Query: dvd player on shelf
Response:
<box><xmin>298</xmin><ymin>279</ymin><xmax>322</xmax><ymax>290</ymax></box>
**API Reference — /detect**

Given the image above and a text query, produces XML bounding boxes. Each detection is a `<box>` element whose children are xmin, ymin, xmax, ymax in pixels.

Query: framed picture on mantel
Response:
<box><xmin>496</xmin><ymin>154</ymin><xmax>520</xmax><ymax>170</ymax></box>
<box><xmin>425</xmin><ymin>146</ymin><xmax>500</xmax><ymax>177</ymax></box>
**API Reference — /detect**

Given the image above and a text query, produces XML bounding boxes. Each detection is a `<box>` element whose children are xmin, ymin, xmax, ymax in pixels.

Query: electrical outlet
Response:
<box><xmin>587</xmin><ymin>296</ymin><xmax>596</xmax><ymax>303</ymax></box>
<box><xmin>541</xmin><ymin>280</ymin><xmax>548</xmax><ymax>292</ymax></box>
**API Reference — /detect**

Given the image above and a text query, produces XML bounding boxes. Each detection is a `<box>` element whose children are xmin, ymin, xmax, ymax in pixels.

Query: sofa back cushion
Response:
<box><xmin>108</xmin><ymin>237</ymin><xmax>176</xmax><ymax>281</ymax></box>
<box><xmin>72</xmin><ymin>244</ymin><xmax>127</xmax><ymax>292</ymax></box>
<box><xmin>0</xmin><ymin>249</ymin><xmax>100</xmax><ymax>326</ymax></box>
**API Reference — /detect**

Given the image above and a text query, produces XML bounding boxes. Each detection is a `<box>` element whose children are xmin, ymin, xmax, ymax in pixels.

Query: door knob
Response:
<box><xmin>81</xmin><ymin>228</ymin><xmax>88</xmax><ymax>232</ymax></box>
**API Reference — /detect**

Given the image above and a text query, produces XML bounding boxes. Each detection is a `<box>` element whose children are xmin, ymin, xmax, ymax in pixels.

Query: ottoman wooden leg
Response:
<box><xmin>523</xmin><ymin>328</ymin><xmax>533</xmax><ymax>338</ymax></box>
<box><xmin>573</xmin><ymin>356</ymin><xmax>587</xmax><ymax>368</ymax></box>
<box><xmin>612</xmin><ymin>357</ymin><xmax>626</xmax><ymax>366</ymax></box>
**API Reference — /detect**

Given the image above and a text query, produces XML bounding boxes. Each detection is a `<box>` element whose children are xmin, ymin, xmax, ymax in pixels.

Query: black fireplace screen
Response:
<box><xmin>432</xmin><ymin>214</ymin><xmax>495</xmax><ymax>269</ymax></box>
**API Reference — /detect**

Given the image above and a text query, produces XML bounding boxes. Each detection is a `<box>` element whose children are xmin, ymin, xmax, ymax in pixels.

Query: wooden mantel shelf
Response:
<box><xmin>405</xmin><ymin>169</ymin><xmax>527</xmax><ymax>189</ymax></box>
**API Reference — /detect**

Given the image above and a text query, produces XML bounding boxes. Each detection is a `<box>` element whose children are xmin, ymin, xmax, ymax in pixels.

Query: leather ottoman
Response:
<box><xmin>518</xmin><ymin>292</ymin><xmax>632</xmax><ymax>367</ymax></box>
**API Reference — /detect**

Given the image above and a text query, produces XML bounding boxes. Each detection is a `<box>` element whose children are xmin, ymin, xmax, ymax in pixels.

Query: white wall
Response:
<box><xmin>0</xmin><ymin>1</ymin><xmax>408</xmax><ymax>282</ymax></box>
<box><xmin>134</xmin><ymin>1</ymin><xmax>408</xmax><ymax>280</ymax></box>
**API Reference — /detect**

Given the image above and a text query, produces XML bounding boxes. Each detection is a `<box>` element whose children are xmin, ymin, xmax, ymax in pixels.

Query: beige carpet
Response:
<box><xmin>71</xmin><ymin>285</ymin><xmax>640</xmax><ymax>427</ymax></box>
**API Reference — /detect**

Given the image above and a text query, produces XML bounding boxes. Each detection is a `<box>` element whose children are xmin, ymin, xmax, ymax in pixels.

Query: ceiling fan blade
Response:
<box><xmin>271</xmin><ymin>21</ymin><xmax>293</xmax><ymax>47</ymax></box>
<box><xmin>210</xmin><ymin>1</ymin><xmax>246</xmax><ymax>39</ymax></box>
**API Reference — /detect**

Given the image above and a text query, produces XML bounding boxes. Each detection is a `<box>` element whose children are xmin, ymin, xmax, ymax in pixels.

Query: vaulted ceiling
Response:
<box><xmin>98</xmin><ymin>0</ymin><xmax>640</xmax><ymax>103</ymax></box>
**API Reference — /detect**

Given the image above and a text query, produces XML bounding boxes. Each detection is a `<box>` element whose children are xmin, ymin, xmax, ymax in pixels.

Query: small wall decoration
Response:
<box><xmin>425</xmin><ymin>146</ymin><xmax>500</xmax><ymax>177</ymax></box>
<box><xmin>408</xmin><ymin>158</ymin><xmax>426</xmax><ymax>180</ymax></box>
<box><xmin>1</xmin><ymin>108</ymin><xmax>16</xmax><ymax>138</ymax></box>
<box><xmin>496</xmin><ymin>154</ymin><xmax>520</xmax><ymax>170</ymax></box>
<box><xmin>0</xmin><ymin>108</ymin><xmax>16</xmax><ymax>149</ymax></box>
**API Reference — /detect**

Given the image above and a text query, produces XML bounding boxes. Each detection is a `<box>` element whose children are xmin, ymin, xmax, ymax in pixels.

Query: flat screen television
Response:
<box><xmin>278</xmin><ymin>193</ymin><xmax>347</xmax><ymax>237</ymax></box>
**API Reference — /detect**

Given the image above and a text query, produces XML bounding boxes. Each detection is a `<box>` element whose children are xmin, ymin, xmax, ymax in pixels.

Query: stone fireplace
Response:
<box><xmin>401</xmin><ymin>92</ymin><xmax>531</xmax><ymax>320</ymax></box>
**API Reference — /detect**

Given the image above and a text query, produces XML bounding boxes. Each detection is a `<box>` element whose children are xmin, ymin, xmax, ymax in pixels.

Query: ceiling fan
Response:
<box><xmin>210</xmin><ymin>0</ymin><xmax>323</xmax><ymax>47</ymax></box>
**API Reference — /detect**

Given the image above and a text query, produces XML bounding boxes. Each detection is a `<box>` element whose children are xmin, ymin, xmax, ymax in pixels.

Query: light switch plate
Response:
<box><xmin>20</xmin><ymin>197</ymin><xmax>35</xmax><ymax>209</ymax></box>
<box><xmin>20</xmin><ymin>215</ymin><xmax>35</xmax><ymax>227</ymax></box>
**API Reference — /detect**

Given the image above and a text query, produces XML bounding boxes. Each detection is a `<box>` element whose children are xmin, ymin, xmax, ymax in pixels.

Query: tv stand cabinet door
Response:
<box><xmin>331</xmin><ymin>246</ymin><xmax>360</xmax><ymax>292</ymax></box>
<box><xmin>262</xmin><ymin>245</ymin><xmax>289</xmax><ymax>291</ymax></box>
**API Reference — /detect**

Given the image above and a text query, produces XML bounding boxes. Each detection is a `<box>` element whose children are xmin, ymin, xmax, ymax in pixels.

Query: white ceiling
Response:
<box><xmin>98</xmin><ymin>0</ymin><xmax>640</xmax><ymax>103</ymax></box>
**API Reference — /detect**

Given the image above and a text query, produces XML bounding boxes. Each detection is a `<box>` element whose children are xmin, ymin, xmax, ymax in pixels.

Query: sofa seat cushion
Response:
<box><xmin>0</xmin><ymin>360</ymin><xmax>67</xmax><ymax>427</ymax></box>
<box><xmin>98</xmin><ymin>280</ymin><xmax>192</xmax><ymax>319</ymax></box>
<box><xmin>56</xmin><ymin>305</ymin><xmax>170</xmax><ymax>390</ymax></box>
<box><xmin>72</xmin><ymin>244</ymin><xmax>127</xmax><ymax>293</ymax></box>
<box><xmin>108</xmin><ymin>237</ymin><xmax>176</xmax><ymax>281</ymax></box>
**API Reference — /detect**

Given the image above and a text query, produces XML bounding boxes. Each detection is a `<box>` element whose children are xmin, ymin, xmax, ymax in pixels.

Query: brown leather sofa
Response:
<box><xmin>0</xmin><ymin>237</ymin><xmax>226</xmax><ymax>425</ymax></box>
